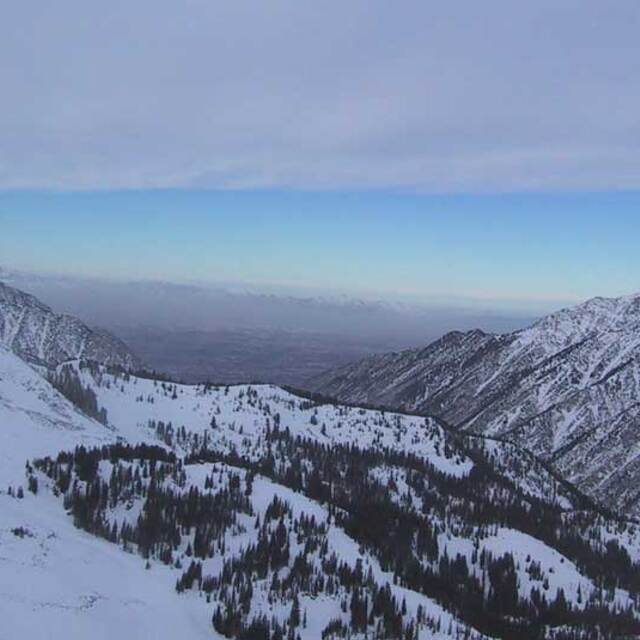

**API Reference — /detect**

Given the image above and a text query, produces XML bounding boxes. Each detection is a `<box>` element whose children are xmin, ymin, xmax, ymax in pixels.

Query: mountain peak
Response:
<box><xmin>0</xmin><ymin>279</ymin><xmax>52</xmax><ymax>313</ymax></box>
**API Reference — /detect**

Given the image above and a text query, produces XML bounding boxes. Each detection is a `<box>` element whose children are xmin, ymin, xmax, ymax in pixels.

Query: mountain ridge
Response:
<box><xmin>0</xmin><ymin>280</ymin><xmax>140</xmax><ymax>370</ymax></box>
<box><xmin>307</xmin><ymin>291</ymin><xmax>640</xmax><ymax>516</ymax></box>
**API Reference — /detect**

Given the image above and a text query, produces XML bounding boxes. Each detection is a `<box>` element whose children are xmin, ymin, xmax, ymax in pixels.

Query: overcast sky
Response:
<box><xmin>1</xmin><ymin>1</ymin><xmax>639</xmax><ymax>191</ymax></box>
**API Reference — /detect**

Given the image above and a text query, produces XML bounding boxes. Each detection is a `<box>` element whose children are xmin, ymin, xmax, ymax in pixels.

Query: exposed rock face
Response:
<box><xmin>0</xmin><ymin>281</ymin><xmax>140</xmax><ymax>370</ymax></box>
<box><xmin>308</xmin><ymin>294</ymin><xmax>640</xmax><ymax>515</ymax></box>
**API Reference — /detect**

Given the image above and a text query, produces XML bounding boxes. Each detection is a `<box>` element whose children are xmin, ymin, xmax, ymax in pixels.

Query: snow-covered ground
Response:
<box><xmin>76</xmin><ymin>366</ymin><xmax>473</xmax><ymax>478</ymax></box>
<box><xmin>0</xmin><ymin>490</ymin><xmax>217</xmax><ymax>640</ymax></box>
<box><xmin>0</xmin><ymin>347</ymin><xmax>217</xmax><ymax>639</ymax></box>
<box><xmin>0</xmin><ymin>346</ymin><xmax>114</xmax><ymax>488</ymax></box>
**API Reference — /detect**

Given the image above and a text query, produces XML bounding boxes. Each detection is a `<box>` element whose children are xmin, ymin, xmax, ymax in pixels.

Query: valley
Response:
<box><xmin>2</xmin><ymin>281</ymin><xmax>640</xmax><ymax>639</ymax></box>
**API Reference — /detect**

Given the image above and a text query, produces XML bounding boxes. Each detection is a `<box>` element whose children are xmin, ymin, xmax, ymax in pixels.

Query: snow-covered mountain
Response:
<box><xmin>0</xmin><ymin>345</ymin><xmax>482</xmax><ymax>640</ymax></box>
<box><xmin>307</xmin><ymin>292</ymin><xmax>640</xmax><ymax>516</ymax></box>
<box><xmin>0</xmin><ymin>280</ymin><xmax>140</xmax><ymax>370</ymax></box>
<box><xmin>4</xmin><ymin>286</ymin><xmax>640</xmax><ymax>638</ymax></box>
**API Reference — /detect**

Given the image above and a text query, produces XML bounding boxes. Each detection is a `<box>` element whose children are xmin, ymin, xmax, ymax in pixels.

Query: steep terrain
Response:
<box><xmin>308</xmin><ymin>293</ymin><xmax>640</xmax><ymax>516</ymax></box>
<box><xmin>0</xmin><ymin>280</ymin><xmax>140</xmax><ymax>370</ymax></box>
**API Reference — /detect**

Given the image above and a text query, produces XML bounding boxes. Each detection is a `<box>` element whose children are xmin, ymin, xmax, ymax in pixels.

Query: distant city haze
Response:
<box><xmin>1</xmin><ymin>266</ymin><xmax>536</xmax><ymax>384</ymax></box>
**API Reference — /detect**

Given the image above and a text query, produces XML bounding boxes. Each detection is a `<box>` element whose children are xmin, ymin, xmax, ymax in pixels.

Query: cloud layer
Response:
<box><xmin>2</xmin><ymin>1</ymin><xmax>638</xmax><ymax>191</ymax></box>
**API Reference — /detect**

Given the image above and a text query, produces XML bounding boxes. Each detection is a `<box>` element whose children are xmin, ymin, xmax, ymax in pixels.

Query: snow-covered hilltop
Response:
<box><xmin>0</xmin><ymin>280</ymin><xmax>140</xmax><ymax>370</ymax></box>
<box><xmin>308</xmin><ymin>292</ymin><xmax>640</xmax><ymax>517</ymax></box>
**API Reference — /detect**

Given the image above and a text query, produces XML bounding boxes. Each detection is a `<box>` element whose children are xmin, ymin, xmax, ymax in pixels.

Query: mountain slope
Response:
<box><xmin>0</xmin><ymin>345</ymin><xmax>217</xmax><ymax>640</ymax></box>
<box><xmin>1</xmin><ymin>488</ymin><xmax>215</xmax><ymax>640</ymax></box>
<box><xmin>0</xmin><ymin>280</ymin><xmax>140</xmax><ymax>369</ymax></box>
<box><xmin>307</xmin><ymin>293</ymin><xmax>640</xmax><ymax>516</ymax></box>
<box><xmin>0</xmin><ymin>344</ymin><xmax>114</xmax><ymax>487</ymax></box>
<box><xmin>0</xmin><ymin>348</ymin><xmax>486</xmax><ymax>640</ymax></box>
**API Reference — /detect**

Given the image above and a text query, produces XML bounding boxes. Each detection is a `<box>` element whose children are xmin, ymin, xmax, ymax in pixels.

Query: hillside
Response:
<box><xmin>0</xmin><ymin>280</ymin><xmax>140</xmax><ymax>370</ymax></box>
<box><xmin>307</xmin><ymin>293</ymin><xmax>640</xmax><ymax>517</ymax></box>
<box><xmin>0</xmin><ymin>344</ymin><xmax>217</xmax><ymax>639</ymax></box>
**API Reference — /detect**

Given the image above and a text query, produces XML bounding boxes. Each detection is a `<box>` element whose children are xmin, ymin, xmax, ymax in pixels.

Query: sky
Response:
<box><xmin>1</xmin><ymin>1</ymin><xmax>638</xmax><ymax>191</ymax></box>
<box><xmin>1</xmin><ymin>2</ymin><xmax>639</xmax><ymax>307</ymax></box>
<box><xmin>1</xmin><ymin>191</ymin><xmax>639</xmax><ymax>308</ymax></box>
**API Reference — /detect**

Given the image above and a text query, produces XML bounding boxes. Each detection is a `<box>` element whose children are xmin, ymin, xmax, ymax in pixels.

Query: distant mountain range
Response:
<box><xmin>308</xmin><ymin>292</ymin><xmax>640</xmax><ymax>516</ymax></box>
